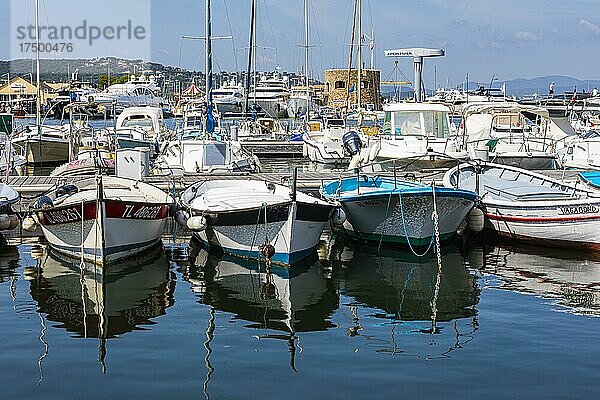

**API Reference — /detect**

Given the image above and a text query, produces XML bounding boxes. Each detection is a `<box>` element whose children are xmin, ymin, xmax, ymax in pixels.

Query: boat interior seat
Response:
<box><xmin>483</xmin><ymin>182</ymin><xmax>575</xmax><ymax>201</ymax></box>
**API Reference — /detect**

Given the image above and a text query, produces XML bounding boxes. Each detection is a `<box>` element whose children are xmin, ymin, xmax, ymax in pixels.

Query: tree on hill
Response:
<box><xmin>98</xmin><ymin>74</ymin><xmax>131</xmax><ymax>89</ymax></box>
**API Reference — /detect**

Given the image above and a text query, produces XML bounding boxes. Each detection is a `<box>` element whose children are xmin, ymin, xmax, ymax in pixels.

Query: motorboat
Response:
<box><xmin>364</xmin><ymin>102</ymin><xmax>467</xmax><ymax>169</ymax></box>
<box><xmin>444</xmin><ymin>162</ymin><xmax>600</xmax><ymax>251</ymax></box>
<box><xmin>212</xmin><ymin>81</ymin><xmax>245</xmax><ymax>115</ymax></box>
<box><xmin>28</xmin><ymin>176</ymin><xmax>174</xmax><ymax>265</ymax></box>
<box><xmin>89</xmin><ymin>74</ymin><xmax>168</xmax><ymax>116</ymax></box>
<box><xmin>249</xmin><ymin>71</ymin><xmax>291</xmax><ymax>119</ymax></box>
<box><xmin>320</xmin><ymin>176</ymin><xmax>477</xmax><ymax>248</ymax></box>
<box><xmin>302</xmin><ymin>117</ymin><xmax>353</xmax><ymax>165</ymax></box>
<box><xmin>459</xmin><ymin>102</ymin><xmax>575</xmax><ymax>169</ymax></box>
<box><xmin>0</xmin><ymin>183</ymin><xmax>19</xmax><ymax>232</ymax></box>
<box><xmin>114</xmin><ymin>106</ymin><xmax>170</xmax><ymax>156</ymax></box>
<box><xmin>558</xmin><ymin>130</ymin><xmax>600</xmax><ymax>170</ymax></box>
<box><xmin>178</xmin><ymin>179</ymin><xmax>334</xmax><ymax>265</ymax></box>
<box><xmin>11</xmin><ymin>123</ymin><xmax>80</xmax><ymax>166</ymax></box>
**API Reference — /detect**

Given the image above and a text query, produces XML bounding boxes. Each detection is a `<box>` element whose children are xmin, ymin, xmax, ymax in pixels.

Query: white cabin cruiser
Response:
<box><xmin>114</xmin><ymin>107</ymin><xmax>170</xmax><ymax>156</ymax></box>
<box><xmin>89</xmin><ymin>75</ymin><xmax>167</xmax><ymax>115</ymax></box>
<box><xmin>459</xmin><ymin>103</ymin><xmax>575</xmax><ymax>169</ymax></box>
<box><xmin>249</xmin><ymin>72</ymin><xmax>291</xmax><ymax>119</ymax></box>
<box><xmin>364</xmin><ymin>102</ymin><xmax>467</xmax><ymax>169</ymax></box>
<box><xmin>212</xmin><ymin>82</ymin><xmax>244</xmax><ymax>115</ymax></box>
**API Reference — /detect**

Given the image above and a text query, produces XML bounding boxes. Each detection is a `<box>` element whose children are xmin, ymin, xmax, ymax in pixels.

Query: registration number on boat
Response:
<box><xmin>121</xmin><ymin>205</ymin><xmax>163</xmax><ymax>219</ymax></box>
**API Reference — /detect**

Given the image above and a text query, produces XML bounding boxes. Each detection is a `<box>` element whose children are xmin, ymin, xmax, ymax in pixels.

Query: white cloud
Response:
<box><xmin>579</xmin><ymin>18</ymin><xmax>600</xmax><ymax>34</ymax></box>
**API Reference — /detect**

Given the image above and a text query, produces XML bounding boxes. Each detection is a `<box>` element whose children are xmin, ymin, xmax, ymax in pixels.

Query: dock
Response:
<box><xmin>241</xmin><ymin>140</ymin><xmax>304</xmax><ymax>157</ymax></box>
<box><xmin>4</xmin><ymin>168</ymin><xmax>585</xmax><ymax>201</ymax></box>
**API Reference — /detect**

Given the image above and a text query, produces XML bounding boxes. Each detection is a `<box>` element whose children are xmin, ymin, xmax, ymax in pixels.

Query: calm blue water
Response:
<box><xmin>1</xmin><ymin>231</ymin><xmax>599</xmax><ymax>400</ymax></box>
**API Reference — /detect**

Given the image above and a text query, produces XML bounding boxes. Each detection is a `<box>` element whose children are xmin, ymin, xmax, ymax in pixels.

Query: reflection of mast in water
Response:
<box><xmin>186</xmin><ymin>240</ymin><xmax>338</xmax><ymax>372</ymax></box>
<box><xmin>26</xmin><ymin>246</ymin><xmax>174</xmax><ymax>375</ymax></box>
<box><xmin>203</xmin><ymin>308</ymin><xmax>215</xmax><ymax>400</ymax></box>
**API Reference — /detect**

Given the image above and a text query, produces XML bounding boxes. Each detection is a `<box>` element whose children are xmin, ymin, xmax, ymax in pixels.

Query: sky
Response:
<box><xmin>2</xmin><ymin>0</ymin><xmax>600</xmax><ymax>86</ymax></box>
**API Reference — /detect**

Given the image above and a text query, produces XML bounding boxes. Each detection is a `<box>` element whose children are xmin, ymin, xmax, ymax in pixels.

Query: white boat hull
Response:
<box><xmin>339</xmin><ymin>192</ymin><xmax>475</xmax><ymax>246</ymax></box>
<box><xmin>195</xmin><ymin>202</ymin><xmax>330</xmax><ymax>265</ymax></box>
<box><xmin>485</xmin><ymin>200</ymin><xmax>600</xmax><ymax>250</ymax></box>
<box><xmin>36</xmin><ymin>200</ymin><xmax>170</xmax><ymax>265</ymax></box>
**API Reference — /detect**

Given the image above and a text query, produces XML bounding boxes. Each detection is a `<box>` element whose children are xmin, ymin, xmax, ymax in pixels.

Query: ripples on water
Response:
<box><xmin>1</xmin><ymin>229</ymin><xmax>599</xmax><ymax>399</ymax></box>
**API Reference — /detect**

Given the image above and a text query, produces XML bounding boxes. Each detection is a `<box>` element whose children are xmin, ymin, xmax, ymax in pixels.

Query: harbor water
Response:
<box><xmin>1</xmin><ymin>229</ymin><xmax>599</xmax><ymax>399</ymax></box>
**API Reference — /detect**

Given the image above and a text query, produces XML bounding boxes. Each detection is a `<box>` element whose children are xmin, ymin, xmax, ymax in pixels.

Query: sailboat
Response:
<box><xmin>154</xmin><ymin>0</ymin><xmax>259</xmax><ymax>174</ymax></box>
<box><xmin>10</xmin><ymin>0</ymin><xmax>81</xmax><ymax>167</ymax></box>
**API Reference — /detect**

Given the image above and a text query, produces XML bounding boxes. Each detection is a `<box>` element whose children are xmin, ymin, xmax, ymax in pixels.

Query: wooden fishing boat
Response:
<box><xmin>320</xmin><ymin>176</ymin><xmax>477</xmax><ymax>248</ymax></box>
<box><xmin>29</xmin><ymin>176</ymin><xmax>174</xmax><ymax>265</ymax></box>
<box><xmin>179</xmin><ymin>179</ymin><xmax>334</xmax><ymax>265</ymax></box>
<box><xmin>444</xmin><ymin>162</ymin><xmax>600</xmax><ymax>251</ymax></box>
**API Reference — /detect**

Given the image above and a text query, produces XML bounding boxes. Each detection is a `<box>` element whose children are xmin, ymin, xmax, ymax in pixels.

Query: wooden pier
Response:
<box><xmin>241</xmin><ymin>140</ymin><xmax>304</xmax><ymax>157</ymax></box>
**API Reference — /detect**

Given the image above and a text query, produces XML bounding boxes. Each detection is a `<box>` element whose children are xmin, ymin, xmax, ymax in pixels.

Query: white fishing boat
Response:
<box><xmin>321</xmin><ymin>176</ymin><xmax>477</xmax><ymax>248</ymax></box>
<box><xmin>178</xmin><ymin>179</ymin><xmax>334</xmax><ymax>265</ymax></box>
<box><xmin>459</xmin><ymin>102</ymin><xmax>575</xmax><ymax>169</ymax></box>
<box><xmin>444</xmin><ymin>162</ymin><xmax>600</xmax><ymax>251</ymax></box>
<box><xmin>0</xmin><ymin>183</ymin><xmax>20</xmax><ymax>232</ymax></box>
<box><xmin>11</xmin><ymin>124</ymin><xmax>76</xmax><ymax>166</ymax></box>
<box><xmin>28</xmin><ymin>176</ymin><xmax>174</xmax><ymax>265</ymax></box>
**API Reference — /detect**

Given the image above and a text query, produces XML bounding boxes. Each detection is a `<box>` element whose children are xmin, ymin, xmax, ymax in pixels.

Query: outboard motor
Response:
<box><xmin>342</xmin><ymin>131</ymin><xmax>362</xmax><ymax>156</ymax></box>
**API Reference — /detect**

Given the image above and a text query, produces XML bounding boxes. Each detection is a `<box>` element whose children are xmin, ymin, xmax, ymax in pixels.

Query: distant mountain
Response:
<box><xmin>0</xmin><ymin>57</ymin><xmax>200</xmax><ymax>86</ymax></box>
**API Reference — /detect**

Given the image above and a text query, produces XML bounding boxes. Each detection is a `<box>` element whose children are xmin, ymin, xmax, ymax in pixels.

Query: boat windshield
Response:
<box><xmin>384</xmin><ymin>110</ymin><xmax>450</xmax><ymax>138</ymax></box>
<box><xmin>122</xmin><ymin>116</ymin><xmax>154</xmax><ymax>129</ymax></box>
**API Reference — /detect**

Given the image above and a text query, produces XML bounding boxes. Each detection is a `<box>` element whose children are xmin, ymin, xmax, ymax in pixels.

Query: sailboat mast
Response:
<box><xmin>35</xmin><ymin>0</ymin><xmax>41</xmax><ymax>132</ymax></box>
<box><xmin>357</xmin><ymin>0</ymin><xmax>362</xmax><ymax>110</ymax></box>
<box><xmin>205</xmin><ymin>0</ymin><xmax>212</xmax><ymax>108</ymax></box>
<box><xmin>252</xmin><ymin>0</ymin><xmax>257</xmax><ymax>106</ymax></box>
<box><xmin>244</xmin><ymin>0</ymin><xmax>256</xmax><ymax>118</ymax></box>
<box><xmin>304</xmin><ymin>0</ymin><xmax>310</xmax><ymax>122</ymax></box>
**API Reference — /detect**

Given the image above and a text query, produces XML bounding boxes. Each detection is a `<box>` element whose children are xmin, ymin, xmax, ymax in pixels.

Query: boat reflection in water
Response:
<box><xmin>473</xmin><ymin>244</ymin><xmax>600</xmax><ymax>316</ymax></box>
<box><xmin>26</xmin><ymin>245</ymin><xmax>175</xmax><ymax>373</ymax></box>
<box><xmin>328</xmin><ymin>236</ymin><xmax>481</xmax><ymax>359</ymax></box>
<box><xmin>186</xmin><ymin>239</ymin><xmax>339</xmax><ymax>370</ymax></box>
